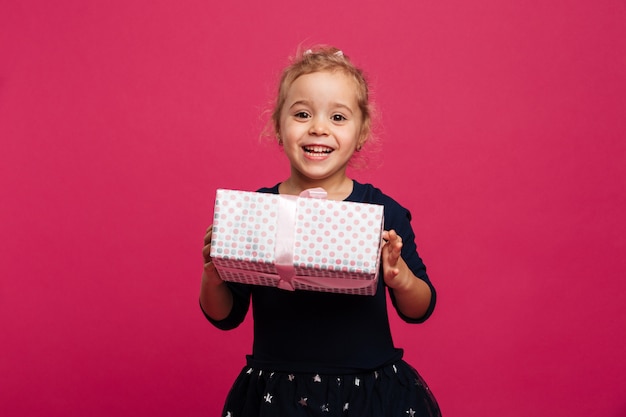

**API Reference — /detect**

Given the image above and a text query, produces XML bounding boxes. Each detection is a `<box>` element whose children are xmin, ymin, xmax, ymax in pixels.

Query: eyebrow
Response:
<box><xmin>288</xmin><ymin>100</ymin><xmax>355</xmax><ymax>114</ymax></box>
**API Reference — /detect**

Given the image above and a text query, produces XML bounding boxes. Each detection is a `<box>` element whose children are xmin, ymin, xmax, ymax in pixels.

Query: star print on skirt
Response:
<box><xmin>220</xmin><ymin>360</ymin><xmax>441</xmax><ymax>417</ymax></box>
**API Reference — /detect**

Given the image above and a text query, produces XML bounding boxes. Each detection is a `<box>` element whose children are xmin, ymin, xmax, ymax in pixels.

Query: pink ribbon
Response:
<box><xmin>274</xmin><ymin>188</ymin><xmax>327</xmax><ymax>291</ymax></box>
<box><xmin>217</xmin><ymin>265</ymin><xmax>375</xmax><ymax>291</ymax></box>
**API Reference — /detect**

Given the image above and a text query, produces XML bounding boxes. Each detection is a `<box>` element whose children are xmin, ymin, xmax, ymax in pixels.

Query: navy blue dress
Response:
<box><xmin>203</xmin><ymin>181</ymin><xmax>441</xmax><ymax>416</ymax></box>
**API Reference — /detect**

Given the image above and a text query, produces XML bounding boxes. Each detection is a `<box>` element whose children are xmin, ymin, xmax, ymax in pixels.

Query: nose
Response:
<box><xmin>309</xmin><ymin>117</ymin><xmax>329</xmax><ymax>136</ymax></box>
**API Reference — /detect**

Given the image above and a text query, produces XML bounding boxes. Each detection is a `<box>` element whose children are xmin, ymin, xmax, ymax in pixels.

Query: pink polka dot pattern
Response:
<box><xmin>210</xmin><ymin>189</ymin><xmax>384</xmax><ymax>295</ymax></box>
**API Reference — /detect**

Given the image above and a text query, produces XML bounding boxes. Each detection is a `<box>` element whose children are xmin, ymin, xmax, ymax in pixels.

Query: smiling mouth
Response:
<box><xmin>303</xmin><ymin>145</ymin><xmax>333</xmax><ymax>156</ymax></box>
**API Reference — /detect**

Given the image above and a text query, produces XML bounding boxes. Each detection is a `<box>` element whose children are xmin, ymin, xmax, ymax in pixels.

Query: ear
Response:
<box><xmin>357</xmin><ymin>127</ymin><xmax>369</xmax><ymax>151</ymax></box>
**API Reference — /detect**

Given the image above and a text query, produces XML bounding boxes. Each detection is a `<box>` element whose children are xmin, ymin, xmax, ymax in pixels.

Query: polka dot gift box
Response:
<box><xmin>210</xmin><ymin>188</ymin><xmax>385</xmax><ymax>295</ymax></box>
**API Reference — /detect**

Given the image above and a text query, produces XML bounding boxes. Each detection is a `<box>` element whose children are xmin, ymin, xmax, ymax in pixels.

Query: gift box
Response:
<box><xmin>210</xmin><ymin>188</ymin><xmax>384</xmax><ymax>295</ymax></box>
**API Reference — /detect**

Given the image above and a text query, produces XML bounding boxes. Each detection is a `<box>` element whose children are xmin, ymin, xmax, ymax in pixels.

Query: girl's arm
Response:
<box><xmin>381</xmin><ymin>229</ymin><xmax>433</xmax><ymax>320</ymax></box>
<box><xmin>199</xmin><ymin>226</ymin><xmax>233</xmax><ymax>321</ymax></box>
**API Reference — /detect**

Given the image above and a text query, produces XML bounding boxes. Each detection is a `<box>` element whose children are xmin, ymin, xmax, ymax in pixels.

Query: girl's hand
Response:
<box><xmin>380</xmin><ymin>229</ymin><xmax>433</xmax><ymax>319</ymax></box>
<box><xmin>381</xmin><ymin>229</ymin><xmax>412</xmax><ymax>291</ymax></box>
<box><xmin>202</xmin><ymin>225</ymin><xmax>224</xmax><ymax>286</ymax></box>
<box><xmin>199</xmin><ymin>225</ymin><xmax>233</xmax><ymax>321</ymax></box>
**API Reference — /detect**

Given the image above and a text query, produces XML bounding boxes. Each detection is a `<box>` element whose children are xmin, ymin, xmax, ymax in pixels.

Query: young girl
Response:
<box><xmin>200</xmin><ymin>46</ymin><xmax>441</xmax><ymax>417</ymax></box>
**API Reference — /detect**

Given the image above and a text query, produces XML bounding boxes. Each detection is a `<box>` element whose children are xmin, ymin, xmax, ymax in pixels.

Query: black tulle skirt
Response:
<box><xmin>221</xmin><ymin>360</ymin><xmax>441</xmax><ymax>417</ymax></box>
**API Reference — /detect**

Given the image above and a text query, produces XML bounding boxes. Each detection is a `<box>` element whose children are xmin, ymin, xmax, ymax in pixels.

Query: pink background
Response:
<box><xmin>1</xmin><ymin>1</ymin><xmax>625</xmax><ymax>416</ymax></box>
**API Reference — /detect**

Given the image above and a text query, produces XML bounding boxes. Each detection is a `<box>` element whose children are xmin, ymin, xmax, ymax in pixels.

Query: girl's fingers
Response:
<box><xmin>202</xmin><ymin>245</ymin><xmax>212</xmax><ymax>263</ymax></box>
<box><xmin>202</xmin><ymin>225</ymin><xmax>213</xmax><ymax>263</ymax></box>
<box><xmin>204</xmin><ymin>225</ymin><xmax>213</xmax><ymax>245</ymax></box>
<box><xmin>383</xmin><ymin>230</ymin><xmax>403</xmax><ymax>265</ymax></box>
<box><xmin>383</xmin><ymin>230</ymin><xmax>401</xmax><ymax>243</ymax></box>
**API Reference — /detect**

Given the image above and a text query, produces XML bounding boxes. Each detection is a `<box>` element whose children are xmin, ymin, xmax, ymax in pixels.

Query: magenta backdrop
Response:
<box><xmin>1</xmin><ymin>1</ymin><xmax>625</xmax><ymax>416</ymax></box>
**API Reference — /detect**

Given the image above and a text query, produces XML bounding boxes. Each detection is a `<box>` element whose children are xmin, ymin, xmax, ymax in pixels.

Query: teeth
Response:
<box><xmin>304</xmin><ymin>145</ymin><xmax>332</xmax><ymax>154</ymax></box>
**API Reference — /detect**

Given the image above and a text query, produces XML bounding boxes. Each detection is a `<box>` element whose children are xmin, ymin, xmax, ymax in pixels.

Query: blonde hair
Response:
<box><xmin>271</xmin><ymin>45</ymin><xmax>372</xmax><ymax>146</ymax></box>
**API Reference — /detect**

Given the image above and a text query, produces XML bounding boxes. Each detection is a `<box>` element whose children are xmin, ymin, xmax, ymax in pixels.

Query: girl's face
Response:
<box><xmin>279</xmin><ymin>71</ymin><xmax>365</xmax><ymax>187</ymax></box>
